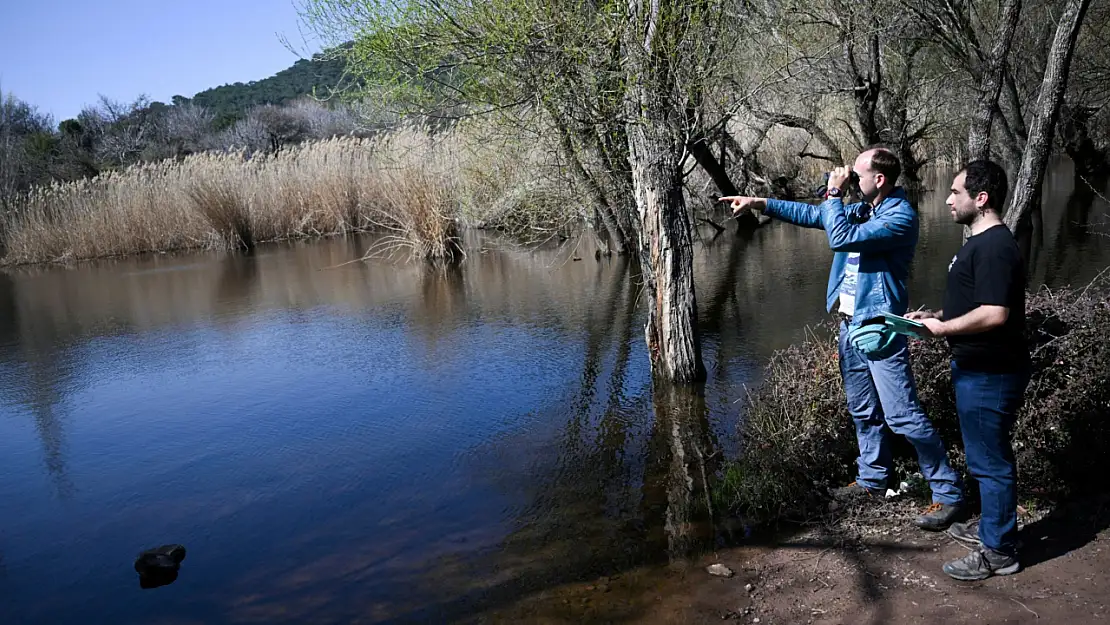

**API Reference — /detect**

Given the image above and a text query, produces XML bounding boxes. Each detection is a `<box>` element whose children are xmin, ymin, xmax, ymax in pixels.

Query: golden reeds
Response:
<box><xmin>1</xmin><ymin>129</ymin><xmax>553</xmax><ymax>265</ymax></box>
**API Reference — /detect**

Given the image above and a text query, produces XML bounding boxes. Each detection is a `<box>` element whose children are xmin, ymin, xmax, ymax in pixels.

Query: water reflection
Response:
<box><xmin>214</xmin><ymin>252</ymin><xmax>259</xmax><ymax>305</ymax></box>
<box><xmin>643</xmin><ymin>384</ymin><xmax>718</xmax><ymax>561</ymax></box>
<box><xmin>0</xmin><ymin>273</ymin><xmax>75</xmax><ymax>500</ymax></box>
<box><xmin>202</xmin><ymin>261</ymin><xmax>722</xmax><ymax>624</ymax></box>
<box><xmin>1043</xmin><ymin>173</ymin><xmax>1108</xmax><ymax>287</ymax></box>
<box><xmin>0</xmin><ymin>162</ymin><xmax>1107</xmax><ymax>624</ymax></box>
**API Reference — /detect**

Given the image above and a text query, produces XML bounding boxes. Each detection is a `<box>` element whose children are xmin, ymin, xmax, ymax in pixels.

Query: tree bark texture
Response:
<box><xmin>967</xmin><ymin>0</ymin><xmax>1023</xmax><ymax>161</ymax></box>
<box><xmin>992</xmin><ymin>102</ymin><xmax>1025</xmax><ymax>167</ymax></box>
<box><xmin>1005</xmin><ymin>0</ymin><xmax>1091</xmax><ymax>233</ymax></box>
<box><xmin>847</xmin><ymin>32</ymin><xmax>883</xmax><ymax>147</ymax></box>
<box><xmin>1002</xmin><ymin>70</ymin><xmax>1029</xmax><ymax>144</ymax></box>
<box><xmin>624</xmin><ymin>0</ymin><xmax>706</xmax><ymax>384</ymax></box>
<box><xmin>880</xmin><ymin>40</ymin><xmax>927</xmax><ymax>186</ymax></box>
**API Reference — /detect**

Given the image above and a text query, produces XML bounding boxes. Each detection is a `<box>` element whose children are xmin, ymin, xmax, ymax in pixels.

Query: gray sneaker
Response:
<box><xmin>942</xmin><ymin>548</ymin><xmax>1020</xmax><ymax>581</ymax></box>
<box><xmin>947</xmin><ymin>520</ymin><xmax>1025</xmax><ymax>550</ymax></box>
<box><xmin>947</xmin><ymin>520</ymin><xmax>981</xmax><ymax>547</ymax></box>
<box><xmin>914</xmin><ymin>503</ymin><xmax>963</xmax><ymax>531</ymax></box>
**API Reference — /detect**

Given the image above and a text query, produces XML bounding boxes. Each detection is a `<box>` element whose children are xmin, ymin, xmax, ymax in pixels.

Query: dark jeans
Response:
<box><xmin>951</xmin><ymin>361</ymin><xmax>1030</xmax><ymax>557</ymax></box>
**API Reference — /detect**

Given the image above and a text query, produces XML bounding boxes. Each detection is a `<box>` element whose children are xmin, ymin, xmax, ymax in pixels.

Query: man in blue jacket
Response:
<box><xmin>721</xmin><ymin>147</ymin><xmax>963</xmax><ymax>530</ymax></box>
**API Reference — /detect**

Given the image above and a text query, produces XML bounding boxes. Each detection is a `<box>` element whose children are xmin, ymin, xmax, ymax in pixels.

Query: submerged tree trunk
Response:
<box><xmin>626</xmin><ymin>118</ymin><xmax>706</xmax><ymax>383</ymax></box>
<box><xmin>624</xmin><ymin>0</ymin><xmax>706</xmax><ymax>384</ymax></box>
<box><xmin>1059</xmin><ymin>103</ymin><xmax>1109</xmax><ymax>180</ymax></box>
<box><xmin>685</xmin><ymin>134</ymin><xmax>759</xmax><ymax>230</ymax></box>
<box><xmin>967</xmin><ymin>0</ymin><xmax>1023</xmax><ymax>160</ymax></box>
<box><xmin>1005</xmin><ymin>0</ymin><xmax>1091</xmax><ymax>235</ymax></box>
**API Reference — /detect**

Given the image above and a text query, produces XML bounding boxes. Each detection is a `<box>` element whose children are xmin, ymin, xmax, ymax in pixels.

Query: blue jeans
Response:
<box><xmin>952</xmin><ymin>362</ymin><xmax>1029</xmax><ymax>557</ymax></box>
<box><xmin>839</xmin><ymin>322</ymin><xmax>963</xmax><ymax>504</ymax></box>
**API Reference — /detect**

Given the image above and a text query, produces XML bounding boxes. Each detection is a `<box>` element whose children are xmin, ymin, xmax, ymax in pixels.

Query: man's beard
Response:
<box><xmin>953</xmin><ymin>207</ymin><xmax>978</xmax><ymax>225</ymax></box>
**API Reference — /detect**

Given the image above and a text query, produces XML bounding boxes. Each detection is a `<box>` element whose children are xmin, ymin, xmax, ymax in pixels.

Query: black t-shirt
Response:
<box><xmin>942</xmin><ymin>224</ymin><xmax>1029</xmax><ymax>372</ymax></box>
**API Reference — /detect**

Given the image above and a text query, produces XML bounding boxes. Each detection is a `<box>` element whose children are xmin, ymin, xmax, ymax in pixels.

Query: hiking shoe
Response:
<box><xmin>947</xmin><ymin>520</ymin><xmax>1025</xmax><ymax>550</ymax></box>
<box><xmin>914</xmin><ymin>502</ymin><xmax>963</xmax><ymax>531</ymax></box>
<box><xmin>942</xmin><ymin>548</ymin><xmax>1020</xmax><ymax>581</ymax></box>
<box><xmin>947</xmin><ymin>520</ymin><xmax>981</xmax><ymax>547</ymax></box>
<box><xmin>831</xmin><ymin>481</ymin><xmax>885</xmax><ymax>503</ymax></box>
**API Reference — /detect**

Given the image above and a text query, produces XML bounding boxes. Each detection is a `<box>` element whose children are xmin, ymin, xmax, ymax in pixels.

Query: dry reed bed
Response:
<box><xmin>1</xmin><ymin>113</ymin><xmax>924</xmax><ymax>266</ymax></box>
<box><xmin>0</xmin><ymin>132</ymin><xmax>521</xmax><ymax>265</ymax></box>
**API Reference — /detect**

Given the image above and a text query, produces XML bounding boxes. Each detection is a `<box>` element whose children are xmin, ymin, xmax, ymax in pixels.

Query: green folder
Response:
<box><xmin>882</xmin><ymin>312</ymin><xmax>929</xmax><ymax>338</ymax></box>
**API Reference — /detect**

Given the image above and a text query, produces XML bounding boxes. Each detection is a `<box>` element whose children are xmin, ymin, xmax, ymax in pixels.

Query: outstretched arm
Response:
<box><xmin>763</xmin><ymin>198</ymin><xmax>827</xmax><ymax>229</ymax></box>
<box><xmin>719</xmin><ymin>196</ymin><xmax>826</xmax><ymax>229</ymax></box>
<box><xmin>821</xmin><ymin>199</ymin><xmax>915</xmax><ymax>252</ymax></box>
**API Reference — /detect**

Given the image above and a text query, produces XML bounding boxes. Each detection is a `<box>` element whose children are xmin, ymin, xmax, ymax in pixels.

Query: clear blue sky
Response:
<box><xmin>0</xmin><ymin>0</ymin><xmax>321</xmax><ymax>121</ymax></box>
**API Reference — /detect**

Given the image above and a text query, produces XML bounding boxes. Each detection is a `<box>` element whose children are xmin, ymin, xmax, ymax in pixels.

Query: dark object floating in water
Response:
<box><xmin>134</xmin><ymin>544</ymin><xmax>186</xmax><ymax>589</ymax></box>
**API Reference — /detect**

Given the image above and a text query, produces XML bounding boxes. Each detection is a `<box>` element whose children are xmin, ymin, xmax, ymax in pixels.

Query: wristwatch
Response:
<box><xmin>827</xmin><ymin>186</ymin><xmax>843</xmax><ymax>198</ymax></box>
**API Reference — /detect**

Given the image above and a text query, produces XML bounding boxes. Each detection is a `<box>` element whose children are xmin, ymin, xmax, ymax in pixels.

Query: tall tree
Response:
<box><xmin>623</xmin><ymin>0</ymin><xmax>709</xmax><ymax>382</ymax></box>
<box><xmin>298</xmin><ymin>0</ymin><xmax>730</xmax><ymax>380</ymax></box>
<box><xmin>1005</xmin><ymin>0</ymin><xmax>1092</xmax><ymax>234</ymax></box>
<box><xmin>967</xmin><ymin>0</ymin><xmax>1024</xmax><ymax>160</ymax></box>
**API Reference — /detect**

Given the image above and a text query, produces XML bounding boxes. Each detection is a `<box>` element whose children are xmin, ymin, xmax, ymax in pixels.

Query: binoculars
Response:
<box><xmin>815</xmin><ymin>170</ymin><xmax>861</xmax><ymax>199</ymax></box>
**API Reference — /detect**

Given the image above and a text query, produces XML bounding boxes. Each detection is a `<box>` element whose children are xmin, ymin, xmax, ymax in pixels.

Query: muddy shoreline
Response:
<box><xmin>476</xmin><ymin>493</ymin><xmax>1110</xmax><ymax>624</ymax></box>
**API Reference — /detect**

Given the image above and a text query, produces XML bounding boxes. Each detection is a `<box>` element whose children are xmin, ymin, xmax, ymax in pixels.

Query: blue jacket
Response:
<box><xmin>762</xmin><ymin>188</ymin><xmax>918</xmax><ymax>327</ymax></box>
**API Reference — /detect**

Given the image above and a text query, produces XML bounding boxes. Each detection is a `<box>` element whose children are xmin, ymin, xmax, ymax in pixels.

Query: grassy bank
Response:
<box><xmin>719</xmin><ymin>275</ymin><xmax>1110</xmax><ymax>524</ymax></box>
<box><xmin>0</xmin><ymin>127</ymin><xmax>583</xmax><ymax>266</ymax></box>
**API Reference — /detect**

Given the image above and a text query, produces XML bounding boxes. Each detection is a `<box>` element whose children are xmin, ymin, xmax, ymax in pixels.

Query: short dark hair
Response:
<box><xmin>960</xmin><ymin>159</ymin><xmax>1009</xmax><ymax>211</ymax></box>
<box><xmin>866</xmin><ymin>147</ymin><xmax>901</xmax><ymax>186</ymax></box>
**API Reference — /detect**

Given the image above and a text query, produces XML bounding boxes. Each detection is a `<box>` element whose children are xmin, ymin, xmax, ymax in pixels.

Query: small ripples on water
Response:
<box><xmin>0</xmin><ymin>164</ymin><xmax>1107</xmax><ymax>623</ymax></box>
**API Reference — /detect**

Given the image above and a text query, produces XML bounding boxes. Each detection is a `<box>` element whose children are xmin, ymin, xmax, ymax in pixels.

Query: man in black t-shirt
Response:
<box><xmin>906</xmin><ymin>160</ymin><xmax>1030</xmax><ymax>581</ymax></box>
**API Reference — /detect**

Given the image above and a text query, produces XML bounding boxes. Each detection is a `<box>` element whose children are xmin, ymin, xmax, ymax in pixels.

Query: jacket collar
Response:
<box><xmin>855</xmin><ymin>186</ymin><xmax>906</xmax><ymax>222</ymax></box>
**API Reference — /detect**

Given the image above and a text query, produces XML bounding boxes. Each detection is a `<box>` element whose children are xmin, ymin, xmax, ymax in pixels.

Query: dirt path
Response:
<box><xmin>475</xmin><ymin>493</ymin><xmax>1110</xmax><ymax>624</ymax></box>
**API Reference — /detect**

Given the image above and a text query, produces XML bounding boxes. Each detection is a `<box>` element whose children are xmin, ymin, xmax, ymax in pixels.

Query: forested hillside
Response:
<box><xmin>178</xmin><ymin>50</ymin><xmax>352</xmax><ymax>127</ymax></box>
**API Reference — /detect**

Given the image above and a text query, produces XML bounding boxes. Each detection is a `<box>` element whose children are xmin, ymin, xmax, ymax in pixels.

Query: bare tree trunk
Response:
<box><xmin>625</xmin><ymin>0</ymin><xmax>706</xmax><ymax>384</ymax></box>
<box><xmin>1058</xmin><ymin>103</ymin><xmax>1108</xmax><ymax>179</ymax></box>
<box><xmin>1005</xmin><ymin>0</ymin><xmax>1091</xmax><ymax>234</ymax></box>
<box><xmin>627</xmin><ymin>117</ymin><xmax>706</xmax><ymax>383</ymax></box>
<box><xmin>548</xmin><ymin>109</ymin><xmax>628</xmax><ymax>255</ymax></box>
<box><xmin>1002</xmin><ymin>70</ymin><xmax>1029</xmax><ymax>144</ymax></box>
<box><xmin>992</xmin><ymin>102</ymin><xmax>1025</xmax><ymax>167</ymax></box>
<box><xmin>685</xmin><ymin>134</ymin><xmax>760</xmax><ymax>230</ymax></box>
<box><xmin>880</xmin><ymin>39</ymin><xmax>928</xmax><ymax>187</ymax></box>
<box><xmin>749</xmin><ymin>109</ymin><xmax>844</xmax><ymax>165</ymax></box>
<box><xmin>967</xmin><ymin>0</ymin><xmax>1023</xmax><ymax>160</ymax></box>
<box><xmin>847</xmin><ymin>32</ymin><xmax>883</xmax><ymax>146</ymax></box>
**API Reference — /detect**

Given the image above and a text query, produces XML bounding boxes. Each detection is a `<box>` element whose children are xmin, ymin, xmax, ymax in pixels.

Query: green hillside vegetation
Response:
<box><xmin>173</xmin><ymin>49</ymin><xmax>354</xmax><ymax>127</ymax></box>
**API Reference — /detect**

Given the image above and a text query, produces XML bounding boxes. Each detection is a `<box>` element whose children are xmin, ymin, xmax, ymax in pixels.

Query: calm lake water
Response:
<box><xmin>1</xmin><ymin>162</ymin><xmax>1108</xmax><ymax>624</ymax></box>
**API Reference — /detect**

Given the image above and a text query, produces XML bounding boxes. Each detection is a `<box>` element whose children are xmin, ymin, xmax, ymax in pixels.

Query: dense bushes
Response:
<box><xmin>720</xmin><ymin>275</ymin><xmax>1110</xmax><ymax>524</ymax></box>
